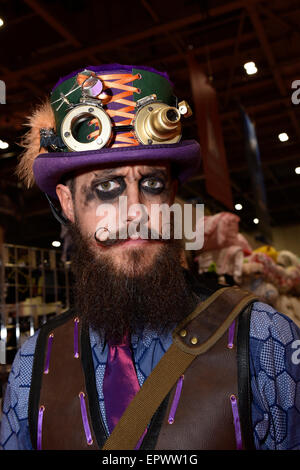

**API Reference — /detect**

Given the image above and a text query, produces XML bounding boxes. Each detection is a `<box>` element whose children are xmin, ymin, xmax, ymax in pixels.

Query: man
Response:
<box><xmin>1</xmin><ymin>64</ymin><xmax>300</xmax><ymax>450</ymax></box>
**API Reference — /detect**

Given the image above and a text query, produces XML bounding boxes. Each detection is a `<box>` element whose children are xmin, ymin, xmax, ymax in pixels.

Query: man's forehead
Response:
<box><xmin>78</xmin><ymin>163</ymin><xmax>171</xmax><ymax>180</ymax></box>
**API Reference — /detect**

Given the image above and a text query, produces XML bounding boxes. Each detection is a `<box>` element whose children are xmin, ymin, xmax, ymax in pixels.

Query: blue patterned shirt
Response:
<box><xmin>1</xmin><ymin>301</ymin><xmax>300</xmax><ymax>450</ymax></box>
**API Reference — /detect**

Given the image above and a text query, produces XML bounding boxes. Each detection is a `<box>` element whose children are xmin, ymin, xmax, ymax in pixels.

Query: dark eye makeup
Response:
<box><xmin>90</xmin><ymin>172</ymin><xmax>167</xmax><ymax>201</ymax></box>
<box><xmin>92</xmin><ymin>176</ymin><xmax>126</xmax><ymax>200</ymax></box>
<box><xmin>139</xmin><ymin>176</ymin><xmax>166</xmax><ymax>194</ymax></box>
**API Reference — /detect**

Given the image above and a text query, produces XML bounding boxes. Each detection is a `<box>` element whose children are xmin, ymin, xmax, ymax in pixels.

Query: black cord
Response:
<box><xmin>44</xmin><ymin>193</ymin><xmax>69</xmax><ymax>226</ymax></box>
<box><xmin>112</xmin><ymin>125</ymin><xmax>134</xmax><ymax>133</ymax></box>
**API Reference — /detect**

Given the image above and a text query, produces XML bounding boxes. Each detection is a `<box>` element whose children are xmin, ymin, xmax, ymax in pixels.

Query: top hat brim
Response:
<box><xmin>33</xmin><ymin>139</ymin><xmax>201</xmax><ymax>199</ymax></box>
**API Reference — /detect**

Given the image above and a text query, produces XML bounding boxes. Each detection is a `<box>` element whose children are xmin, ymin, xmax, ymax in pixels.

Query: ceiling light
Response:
<box><xmin>0</xmin><ymin>18</ymin><xmax>4</xmax><ymax>28</ymax></box>
<box><xmin>0</xmin><ymin>140</ymin><xmax>9</xmax><ymax>149</ymax></box>
<box><xmin>244</xmin><ymin>61</ymin><xmax>258</xmax><ymax>75</ymax></box>
<box><xmin>235</xmin><ymin>203</ymin><xmax>243</xmax><ymax>211</ymax></box>
<box><xmin>295</xmin><ymin>167</ymin><xmax>300</xmax><ymax>175</ymax></box>
<box><xmin>52</xmin><ymin>241</ymin><xmax>61</xmax><ymax>248</ymax></box>
<box><xmin>253</xmin><ymin>218</ymin><xmax>259</xmax><ymax>224</ymax></box>
<box><xmin>278</xmin><ymin>132</ymin><xmax>289</xmax><ymax>142</ymax></box>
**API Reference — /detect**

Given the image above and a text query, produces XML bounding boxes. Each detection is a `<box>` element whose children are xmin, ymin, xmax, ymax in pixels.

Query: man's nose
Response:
<box><xmin>126</xmin><ymin>183</ymin><xmax>148</xmax><ymax>224</ymax></box>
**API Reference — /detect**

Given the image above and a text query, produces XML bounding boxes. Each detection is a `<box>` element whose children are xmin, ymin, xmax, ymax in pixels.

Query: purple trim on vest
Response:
<box><xmin>74</xmin><ymin>318</ymin><xmax>79</xmax><ymax>359</ymax></box>
<box><xmin>79</xmin><ymin>392</ymin><xmax>93</xmax><ymax>445</ymax></box>
<box><xmin>52</xmin><ymin>64</ymin><xmax>172</xmax><ymax>92</ymax></box>
<box><xmin>168</xmin><ymin>375</ymin><xmax>184</xmax><ymax>424</ymax></box>
<box><xmin>37</xmin><ymin>405</ymin><xmax>45</xmax><ymax>450</ymax></box>
<box><xmin>230</xmin><ymin>394</ymin><xmax>243</xmax><ymax>450</ymax></box>
<box><xmin>44</xmin><ymin>334</ymin><xmax>54</xmax><ymax>374</ymax></box>
<box><xmin>134</xmin><ymin>428</ymin><xmax>148</xmax><ymax>450</ymax></box>
<box><xmin>227</xmin><ymin>320</ymin><xmax>236</xmax><ymax>349</ymax></box>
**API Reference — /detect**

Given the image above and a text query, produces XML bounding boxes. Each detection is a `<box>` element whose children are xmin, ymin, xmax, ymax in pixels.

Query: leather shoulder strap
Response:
<box><xmin>102</xmin><ymin>287</ymin><xmax>257</xmax><ymax>450</ymax></box>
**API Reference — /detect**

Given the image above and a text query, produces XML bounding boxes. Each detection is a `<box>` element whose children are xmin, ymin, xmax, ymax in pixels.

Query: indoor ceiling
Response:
<box><xmin>0</xmin><ymin>0</ymin><xmax>300</xmax><ymax>247</ymax></box>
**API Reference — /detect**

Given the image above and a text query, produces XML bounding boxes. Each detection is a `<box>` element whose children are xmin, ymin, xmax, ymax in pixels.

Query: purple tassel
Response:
<box><xmin>230</xmin><ymin>394</ymin><xmax>243</xmax><ymax>450</ymax></box>
<box><xmin>79</xmin><ymin>392</ymin><xmax>93</xmax><ymax>445</ymax></box>
<box><xmin>168</xmin><ymin>375</ymin><xmax>184</xmax><ymax>424</ymax></box>
<box><xmin>227</xmin><ymin>320</ymin><xmax>236</xmax><ymax>349</ymax></box>
<box><xmin>44</xmin><ymin>333</ymin><xmax>54</xmax><ymax>374</ymax></box>
<box><xmin>37</xmin><ymin>405</ymin><xmax>45</xmax><ymax>450</ymax></box>
<box><xmin>74</xmin><ymin>318</ymin><xmax>79</xmax><ymax>358</ymax></box>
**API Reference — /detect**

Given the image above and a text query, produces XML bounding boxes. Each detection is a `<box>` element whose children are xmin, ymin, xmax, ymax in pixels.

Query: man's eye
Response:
<box><xmin>96</xmin><ymin>180</ymin><xmax>120</xmax><ymax>192</ymax></box>
<box><xmin>141</xmin><ymin>178</ymin><xmax>164</xmax><ymax>192</ymax></box>
<box><xmin>93</xmin><ymin>178</ymin><xmax>125</xmax><ymax>200</ymax></box>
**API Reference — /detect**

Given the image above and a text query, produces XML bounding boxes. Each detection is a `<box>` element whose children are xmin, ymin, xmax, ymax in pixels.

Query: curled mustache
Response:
<box><xmin>94</xmin><ymin>224</ymin><xmax>174</xmax><ymax>247</ymax></box>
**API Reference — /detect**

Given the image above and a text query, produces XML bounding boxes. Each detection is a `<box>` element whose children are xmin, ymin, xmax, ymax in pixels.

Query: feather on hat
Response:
<box><xmin>17</xmin><ymin>99</ymin><xmax>55</xmax><ymax>188</ymax></box>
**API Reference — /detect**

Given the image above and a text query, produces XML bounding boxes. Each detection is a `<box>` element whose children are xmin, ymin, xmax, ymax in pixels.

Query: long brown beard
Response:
<box><xmin>69</xmin><ymin>223</ymin><xmax>197</xmax><ymax>343</ymax></box>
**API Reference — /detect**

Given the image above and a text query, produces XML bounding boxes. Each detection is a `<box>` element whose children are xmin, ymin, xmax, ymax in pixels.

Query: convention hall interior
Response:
<box><xmin>0</xmin><ymin>0</ymin><xmax>300</xmax><ymax>409</ymax></box>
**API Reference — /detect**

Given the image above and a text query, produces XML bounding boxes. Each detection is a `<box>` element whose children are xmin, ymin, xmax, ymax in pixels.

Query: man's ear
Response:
<box><xmin>56</xmin><ymin>184</ymin><xmax>75</xmax><ymax>223</ymax></box>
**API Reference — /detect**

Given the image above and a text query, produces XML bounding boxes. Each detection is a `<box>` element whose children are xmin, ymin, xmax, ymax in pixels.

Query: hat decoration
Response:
<box><xmin>17</xmin><ymin>64</ymin><xmax>201</xmax><ymax>198</ymax></box>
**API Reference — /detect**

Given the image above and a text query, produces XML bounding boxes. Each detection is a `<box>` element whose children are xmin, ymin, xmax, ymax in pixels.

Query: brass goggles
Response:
<box><xmin>59</xmin><ymin>73</ymin><xmax>192</xmax><ymax>152</ymax></box>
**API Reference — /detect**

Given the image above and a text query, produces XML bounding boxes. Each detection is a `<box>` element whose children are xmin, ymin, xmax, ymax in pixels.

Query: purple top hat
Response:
<box><xmin>31</xmin><ymin>64</ymin><xmax>201</xmax><ymax>198</ymax></box>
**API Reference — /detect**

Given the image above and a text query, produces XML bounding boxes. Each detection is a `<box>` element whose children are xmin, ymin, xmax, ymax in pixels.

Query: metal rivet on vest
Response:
<box><xmin>180</xmin><ymin>329</ymin><xmax>187</xmax><ymax>338</ymax></box>
<box><xmin>190</xmin><ymin>336</ymin><xmax>198</xmax><ymax>345</ymax></box>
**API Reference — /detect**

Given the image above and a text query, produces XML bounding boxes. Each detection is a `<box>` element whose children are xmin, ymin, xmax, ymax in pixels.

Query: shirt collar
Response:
<box><xmin>89</xmin><ymin>323</ymin><xmax>175</xmax><ymax>352</ymax></box>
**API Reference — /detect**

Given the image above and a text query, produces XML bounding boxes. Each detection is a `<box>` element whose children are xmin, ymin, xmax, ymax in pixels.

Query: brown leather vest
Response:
<box><xmin>28</xmin><ymin>286</ymin><xmax>255</xmax><ymax>450</ymax></box>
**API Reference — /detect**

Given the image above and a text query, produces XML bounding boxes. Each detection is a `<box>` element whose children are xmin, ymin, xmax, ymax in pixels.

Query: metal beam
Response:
<box><xmin>189</xmin><ymin>149</ymin><xmax>300</xmax><ymax>176</ymax></box>
<box><xmin>23</xmin><ymin>0</ymin><xmax>81</xmax><ymax>47</ymax></box>
<box><xmin>23</xmin><ymin>0</ymin><xmax>100</xmax><ymax>64</ymax></box>
<box><xmin>245</xmin><ymin>1</ymin><xmax>300</xmax><ymax>140</ymax></box>
<box><xmin>223</xmin><ymin>10</ymin><xmax>246</xmax><ymax>108</ymax></box>
<box><xmin>2</xmin><ymin>1</ymin><xmax>262</xmax><ymax>86</ymax></box>
<box><xmin>220</xmin><ymin>96</ymin><xmax>292</xmax><ymax>121</ymax></box>
<box><xmin>151</xmin><ymin>32</ymin><xmax>257</xmax><ymax>67</ymax></box>
<box><xmin>259</xmin><ymin>4</ymin><xmax>300</xmax><ymax>37</ymax></box>
<box><xmin>140</xmin><ymin>0</ymin><xmax>185</xmax><ymax>55</ymax></box>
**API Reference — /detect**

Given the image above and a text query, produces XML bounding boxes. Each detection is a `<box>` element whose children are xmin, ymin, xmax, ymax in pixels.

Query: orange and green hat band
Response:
<box><xmin>50</xmin><ymin>65</ymin><xmax>175</xmax><ymax>149</ymax></box>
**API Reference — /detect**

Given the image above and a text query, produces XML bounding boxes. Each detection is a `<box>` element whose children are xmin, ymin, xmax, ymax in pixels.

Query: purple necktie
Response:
<box><xmin>103</xmin><ymin>333</ymin><xmax>141</xmax><ymax>435</ymax></box>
